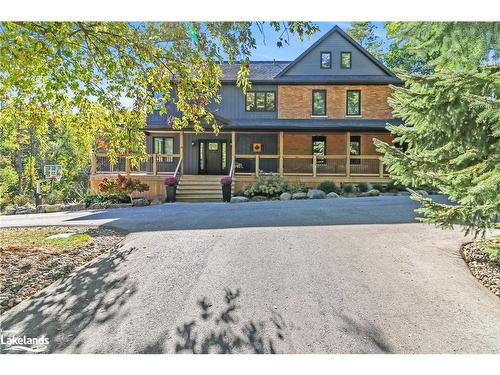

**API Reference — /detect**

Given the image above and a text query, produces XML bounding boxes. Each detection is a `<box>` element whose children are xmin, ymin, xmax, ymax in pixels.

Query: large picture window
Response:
<box><xmin>312</xmin><ymin>136</ymin><xmax>327</xmax><ymax>165</ymax></box>
<box><xmin>312</xmin><ymin>90</ymin><xmax>327</xmax><ymax>116</ymax></box>
<box><xmin>245</xmin><ymin>91</ymin><xmax>276</xmax><ymax>112</ymax></box>
<box><xmin>346</xmin><ymin>90</ymin><xmax>361</xmax><ymax>116</ymax></box>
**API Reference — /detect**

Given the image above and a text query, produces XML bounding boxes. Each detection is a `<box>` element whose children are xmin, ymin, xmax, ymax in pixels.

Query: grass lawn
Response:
<box><xmin>0</xmin><ymin>226</ymin><xmax>124</xmax><ymax>313</ymax></box>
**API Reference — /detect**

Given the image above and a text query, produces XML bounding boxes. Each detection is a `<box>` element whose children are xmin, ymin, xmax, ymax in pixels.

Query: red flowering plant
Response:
<box><xmin>98</xmin><ymin>174</ymin><xmax>149</xmax><ymax>203</ymax></box>
<box><xmin>220</xmin><ymin>176</ymin><xmax>232</xmax><ymax>186</ymax></box>
<box><xmin>164</xmin><ymin>176</ymin><xmax>178</xmax><ymax>186</ymax></box>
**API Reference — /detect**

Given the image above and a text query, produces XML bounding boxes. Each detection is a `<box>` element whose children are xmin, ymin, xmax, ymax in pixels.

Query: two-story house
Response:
<box><xmin>91</xmin><ymin>25</ymin><xmax>402</xmax><ymax>201</ymax></box>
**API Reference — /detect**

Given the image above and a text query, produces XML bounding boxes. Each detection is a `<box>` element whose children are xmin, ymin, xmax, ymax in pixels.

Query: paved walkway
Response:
<box><xmin>1</xmin><ymin>196</ymin><xmax>499</xmax><ymax>353</ymax></box>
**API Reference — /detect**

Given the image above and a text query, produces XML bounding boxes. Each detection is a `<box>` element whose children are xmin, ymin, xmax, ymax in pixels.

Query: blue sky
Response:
<box><xmin>249</xmin><ymin>22</ymin><xmax>388</xmax><ymax>61</ymax></box>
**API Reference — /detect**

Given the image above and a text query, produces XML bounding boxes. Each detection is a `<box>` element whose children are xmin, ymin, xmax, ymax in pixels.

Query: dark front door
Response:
<box><xmin>199</xmin><ymin>140</ymin><xmax>227</xmax><ymax>175</ymax></box>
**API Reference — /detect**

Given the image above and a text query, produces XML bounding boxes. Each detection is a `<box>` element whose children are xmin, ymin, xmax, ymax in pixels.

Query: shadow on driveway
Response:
<box><xmin>61</xmin><ymin>195</ymin><xmax>450</xmax><ymax>233</ymax></box>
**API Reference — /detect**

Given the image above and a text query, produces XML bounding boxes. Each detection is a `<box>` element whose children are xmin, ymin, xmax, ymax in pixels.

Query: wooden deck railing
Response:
<box><xmin>234</xmin><ymin>154</ymin><xmax>388</xmax><ymax>178</ymax></box>
<box><xmin>92</xmin><ymin>152</ymin><xmax>389</xmax><ymax>178</ymax></box>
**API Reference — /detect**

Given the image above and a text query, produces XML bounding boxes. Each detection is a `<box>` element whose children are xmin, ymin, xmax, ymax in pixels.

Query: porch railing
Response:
<box><xmin>234</xmin><ymin>154</ymin><xmax>388</xmax><ymax>178</ymax></box>
<box><xmin>92</xmin><ymin>152</ymin><xmax>389</xmax><ymax>178</ymax></box>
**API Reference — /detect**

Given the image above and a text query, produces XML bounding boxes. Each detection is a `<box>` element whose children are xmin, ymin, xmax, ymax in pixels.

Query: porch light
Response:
<box><xmin>191</xmin><ymin>140</ymin><xmax>196</xmax><ymax>147</ymax></box>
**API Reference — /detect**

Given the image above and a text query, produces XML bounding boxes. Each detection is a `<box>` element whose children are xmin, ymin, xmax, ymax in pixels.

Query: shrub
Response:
<box><xmin>220</xmin><ymin>176</ymin><xmax>232</xmax><ymax>186</ymax></box>
<box><xmin>287</xmin><ymin>182</ymin><xmax>308</xmax><ymax>194</ymax></box>
<box><xmin>83</xmin><ymin>192</ymin><xmax>131</xmax><ymax>207</ymax></box>
<box><xmin>164</xmin><ymin>176</ymin><xmax>178</xmax><ymax>186</ymax></box>
<box><xmin>13</xmin><ymin>194</ymin><xmax>31</xmax><ymax>207</ymax></box>
<box><xmin>342</xmin><ymin>183</ymin><xmax>355</xmax><ymax>194</ymax></box>
<box><xmin>99</xmin><ymin>174</ymin><xmax>150</xmax><ymax>195</ymax></box>
<box><xmin>243</xmin><ymin>174</ymin><xmax>287</xmax><ymax>198</ymax></box>
<box><xmin>317</xmin><ymin>180</ymin><xmax>339</xmax><ymax>194</ymax></box>
<box><xmin>45</xmin><ymin>190</ymin><xmax>65</xmax><ymax>205</ymax></box>
<box><xmin>358</xmin><ymin>182</ymin><xmax>373</xmax><ymax>193</ymax></box>
<box><xmin>387</xmin><ymin>180</ymin><xmax>405</xmax><ymax>192</ymax></box>
<box><xmin>372</xmin><ymin>183</ymin><xmax>385</xmax><ymax>192</ymax></box>
<box><xmin>481</xmin><ymin>237</ymin><xmax>500</xmax><ymax>262</ymax></box>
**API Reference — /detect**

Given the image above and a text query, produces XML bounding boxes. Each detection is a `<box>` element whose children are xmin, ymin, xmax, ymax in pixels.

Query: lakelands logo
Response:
<box><xmin>0</xmin><ymin>334</ymin><xmax>50</xmax><ymax>353</ymax></box>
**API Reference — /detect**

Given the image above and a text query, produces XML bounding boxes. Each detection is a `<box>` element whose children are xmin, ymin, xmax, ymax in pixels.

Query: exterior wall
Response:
<box><xmin>283</xmin><ymin>31</ymin><xmax>387</xmax><ymax>76</ymax></box>
<box><xmin>209</xmin><ymin>84</ymin><xmax>278</xmax><ymax>120</ymax></box>
<box><xmin>236</xmin><ymin>133</ymin><xmax>278</xmax><ymax>155</ymax></box>
<box><xmin>277</xmin><ymin>85</ymin><xmax>393</xmax><ymax>119</ymax></box>
<box><xmin>360</xmin><ymin>133</ymin><xmax>393</xmax><ymax>155</ymax></box>
<box><xmin>283</xmin><ymin>132</ymin><xmax>347</xmax><ymax>155</ymax></box>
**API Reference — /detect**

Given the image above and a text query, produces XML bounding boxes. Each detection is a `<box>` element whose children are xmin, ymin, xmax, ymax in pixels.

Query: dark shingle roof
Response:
<box><xmin>220</xmin><ymin>61</ymin><xmax>290</xmax><ymax>82</ymax></box>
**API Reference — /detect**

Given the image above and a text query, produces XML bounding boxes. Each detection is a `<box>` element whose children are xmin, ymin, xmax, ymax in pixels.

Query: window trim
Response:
<box><xmin>312</xmin><ymin>90</ymin><xmax>327</xmax><ymax>116</ymax></box>
<box><xmin>245</xmin><ymin>91</ymin><xmax>276</xmax><ymax>112</ymax></box>
<box><xmin>320</xmin><ymin>51</ymin><xmax>332</xmax><ymax>69</ymax></box>
<box><xmin>346</xmin><ymin>90</ymin><xmax>361</xmax><ymax>116</ymax></box>
<box><xmin>340</xmin><ymin>51</ymin><xmax>352</xmax><ymax>69</ymax></box>
<box><xmin>312</xmin><ymin>136</ymin><xmax>327</xmax><ymax>165</ymax></box>
<box><xmin>152</xmin><ymin>136</ymin><xmax>174</xmax><ymax>154</ymax></box>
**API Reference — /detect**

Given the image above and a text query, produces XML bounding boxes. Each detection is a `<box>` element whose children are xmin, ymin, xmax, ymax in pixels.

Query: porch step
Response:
<box><xmin>176</xmin><ymin>175</ymin><xmax>233</xmax><ymax>202</ymax></box>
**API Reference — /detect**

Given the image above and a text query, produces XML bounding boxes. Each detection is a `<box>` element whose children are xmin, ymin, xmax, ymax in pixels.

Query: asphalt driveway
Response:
<box><xmin>1</xmin><ymin>196</ymin><xmax>499</xmax><ymax>353</ymax></box>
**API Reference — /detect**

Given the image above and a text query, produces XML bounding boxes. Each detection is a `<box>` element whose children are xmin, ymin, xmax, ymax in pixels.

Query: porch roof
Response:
<box><xmin>145</xmin><ymin>118</ymin><xmax>402</xmax><ymax>133</ymax></box>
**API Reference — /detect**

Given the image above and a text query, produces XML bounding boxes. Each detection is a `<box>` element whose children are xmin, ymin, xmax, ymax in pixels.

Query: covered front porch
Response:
<box><xmin>90</xmin><ymin>130</ymin><xmax>392</xmax><ymax>199</ymax></box>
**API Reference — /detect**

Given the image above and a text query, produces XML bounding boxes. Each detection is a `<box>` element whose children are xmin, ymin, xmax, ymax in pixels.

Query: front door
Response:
<box><xmin>199</xmin><ymin>140</ymin><xmax>227</xmax><ymax>175</ymax></box>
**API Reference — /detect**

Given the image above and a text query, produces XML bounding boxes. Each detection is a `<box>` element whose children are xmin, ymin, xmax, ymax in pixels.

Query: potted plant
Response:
<box><xmin>220</xmin><ymin>176</ymin><xmax>232</xmax><ymax>202</ymax></box>
<box><xmin>164</xmin><ymin>176</ymin><xmax>178</xmax><ymax>202</ymax></box>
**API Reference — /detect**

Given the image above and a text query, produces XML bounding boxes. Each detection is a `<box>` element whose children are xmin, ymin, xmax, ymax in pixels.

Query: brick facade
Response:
<box><xmin>277</xmin><ymin>85</ymin><xmax>394</xmax><ymax>119</ymax></box>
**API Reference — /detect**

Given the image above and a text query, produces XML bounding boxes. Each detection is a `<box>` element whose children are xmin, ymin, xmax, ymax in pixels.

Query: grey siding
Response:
<box><xmin>209</xmin><ymin>84</ymin><xmax>278</xmax><ymax>120</ymax></box>
<box><xmin>284</xmin><ymin>32</ymin><xmax>386</xmax><ymax>76</ymax></box>
<box><xmin>235</xmin><ymin>133</ymin><xmax>278</xmax><ymax>174</ymax></box>
<box><xmin>183</xmin><ymin>133</ymin><xmax>232</xmax><ymax>175</ymax></box>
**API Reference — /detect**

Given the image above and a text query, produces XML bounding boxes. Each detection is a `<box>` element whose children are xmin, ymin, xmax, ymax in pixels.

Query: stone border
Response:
<box><xmin>461</xmin><ymin>241</ymin><xmax>500</xmax><ymax>297</ymax></box>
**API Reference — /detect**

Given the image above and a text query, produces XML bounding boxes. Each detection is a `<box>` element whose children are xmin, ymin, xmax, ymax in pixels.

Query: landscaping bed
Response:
<box><xmin>0</xmin><ymin>226</ymin><xmax>125</xmax><ymax>313</ymax></box>
<box><xmin>461</xmin><ymin>237</ymin><xmax>500</xmax><ymax>297</ymax></box>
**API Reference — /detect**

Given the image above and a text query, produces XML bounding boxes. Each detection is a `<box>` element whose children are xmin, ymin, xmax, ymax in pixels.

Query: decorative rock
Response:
<box><xmin>66</xmin><ymin>203</ymin><xmax>86</xmax><ymax>211</ymax></box>
<box><xmin>89</xmin><ymin>203</ymin><xmax>105</xmax><ymax>210</ymax></box>
<box><xmin>358</xmin><ymin>192</ymin><xmax>370</xmax><ymax>197</ymax></box>
<box><xmin>415</xmin><ymin>189</ymin><xmax>429</xmax><ymax>198</ymax></box>
<box><xmin>326</xmin><ymin>192</ymin><xmax>340</xmax><ymax>199</ymax></box>
<box><xmin>4</xmin><ymin>208</ymin><xmax>17</xmax><ymax>215</ymax></box>
<box><xmin>250</xmin><ymin>195</ymin><xmax>267</xmax><ymax>202</ymax></box>
<box><xmin>230</xmin><ymin>196</ymin><xmax>249</xmax><ymax>203</ymax></box>
<box><xmin>150</xmin><ymin>199</ymin><xmax>162</xmax><ymax>205</ymax></box>
<box><xmin>307</xmin><ymin>189</ymin><xmax>326</xmax><ymax>199</ymax></box>
<box><xmin>291</xmin><ymin>192</ymin><xmax>307</xmax><ymax>200</ymax></box>
<box><xmin>43</xmin><ymin>203</ymin><xmax>65</xmax><ymax>213</ymax></box>
<box><xmin>109</xmin><ymin>203</ymin><xmax>133</xmax><ymax>209</ymax></box>
<box><xmin>367</xmin><ymin>189</ymin><xmax>380</xmax><ymax>196</ymax></box>
<box><xmin>132</xmin><ymin>198</ymin><xmax>150</xmax><ymax>207</ymax></box>
<box><xmin>279</xmin><ymin>192</ymin><xmax>292</xmax><ymax>201</ymax></box>
<box><xmin>15</xmin><ymin>205</ymin><xmax>36</xmax><ymax>215</ymax></box>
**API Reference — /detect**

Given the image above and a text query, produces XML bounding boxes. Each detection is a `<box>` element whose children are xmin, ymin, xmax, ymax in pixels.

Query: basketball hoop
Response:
<box><xmin>44</xmin><ymin>165</ymin><xmax>63</xmax><ymax>182</ymax></box>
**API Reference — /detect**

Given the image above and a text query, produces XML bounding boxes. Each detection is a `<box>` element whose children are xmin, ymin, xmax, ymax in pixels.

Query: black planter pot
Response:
<box><xmin>222</xmin><ymin>184</ymin><xmax>232</xmax><ymax>202</ymax></box>
<box><xmin>166</xmin><ymin>185</ymin><xmax>177</xmax><ymax>202</ymax></box>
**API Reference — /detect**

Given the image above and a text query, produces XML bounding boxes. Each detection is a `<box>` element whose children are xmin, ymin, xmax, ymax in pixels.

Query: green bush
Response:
<box><xmin>45</xmin><ymin>190</ymin><xmax>65</xmax><ymax>205</ymax></box>
<box><xmin>342</xmin><ymin>183</ymin><xmax>355</xmax><ymax>194</ymax></box>
<box><xmin>358</xmin><ymin>182</ymin><xmax>373</xmax><ymax>193</ymax></box>
<box><xmin>372</xmin><ymin>183</ymin><xmax>385</xmax><ymax>192</ymax></box>
<box><xmin>317</xmin><ymin>180</ymin><xmax>339</xmax><ymax>194</ymax></box>
<box><xmin>13</xmin><ymin>194</ymin><xmax>32</xmax><ymax>207</ymax></box>
<box><xmin>287</xmin><ymin>182</ymin><xmax>308</xmax><ymax>194</ymax></box>
<box><xmin>83</xmin><ymin>193</ymin><xmax>130</xmax><ymax>207</ymax></box>
<box><xmin>243</xmin><ymin>174</ymin><xmax>288</xmax><ymax>198</ymax></box>
<box><xmin>387</xmin><ymin>180</ymin><xmax>406</xmax><ymax>192</ymax></box>
<box><xmin>481</xmin><ymin>237</ymin><xmax>500</xmax><ymax>262</ymax></box>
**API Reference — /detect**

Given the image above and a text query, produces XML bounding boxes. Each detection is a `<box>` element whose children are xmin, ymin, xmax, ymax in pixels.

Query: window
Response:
<box><xmin>245</xmin><ymin>91</ymin><xmax>276</xmax><ymax>112</ymax></box>
<box><xmin>312</xmin><ymin>136</ymin><xmax>326</xmax><ymax>165</ymax></box>
<box><xmin>320</xmin><ymin>52</ymin><xmax>331</xmax><ymax>69</ymax></box>
<box><xmin>312</xmin><ymin>90</ymin><xmax>327</xmax><ymax>116</ymax></box>
<box><xmin>153</xmin><ymin>137</ymin><xmax>174</xmax><ymax>162</ymax></box>
<box><xmin>341</xmin><ymin>52</ymin><xmax>352</xmax><ymax>69</ymax></box>
<box><xmin>346</xmin><ymin>90</ymin><xmax>361</xmax><ymax>116</ymax></box>
<box><xmin>350</xmin><ymin>135</ymin><xmax>361</xmax><ymax>165</ymax></box>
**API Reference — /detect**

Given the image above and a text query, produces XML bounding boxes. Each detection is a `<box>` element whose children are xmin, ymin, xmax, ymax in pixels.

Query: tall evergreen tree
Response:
<box><xmin>375</xmin><ymin>22</ymin><xmax>499</xmax><ymax>236</ymax></box>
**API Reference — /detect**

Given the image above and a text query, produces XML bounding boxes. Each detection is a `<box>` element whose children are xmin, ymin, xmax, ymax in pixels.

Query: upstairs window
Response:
<box><xmin>320</xmin><ymin>52</ymin><xmax>331</xmax><ymax>69</ymax></box>
<box><xmin>312</xmin><ymin>136</ymin><xmax>327</xmax><ymax>165</ymax></box>
<box><xmin>312</xmin><ymin>90</ymin><xmax>327</xmax><ymax>116</ymax></box>
<box><xmin>346</xmin><ymin>90</ymin><xmax>361</xmax><ymax>116</ymax></box>
<box><xmin>245</xmin><ymin>91</ymin><xmax>276</xmax><ymax>112</ymax></box>
<box><xmin>341</xmin><ymin>52</ymin><xmax>352</xmax><ymax>69</ymax></box>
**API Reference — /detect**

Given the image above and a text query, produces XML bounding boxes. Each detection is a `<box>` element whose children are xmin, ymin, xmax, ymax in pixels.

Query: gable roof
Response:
<box><xmin>220</xmin><ymin>61</ymin><xmax>290</xmax><ymax>82</ymax></box>
<box><xmin>275</xmin><ymin>25</ymin><xmax>397</xmax><ymax>78</ymax></box>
